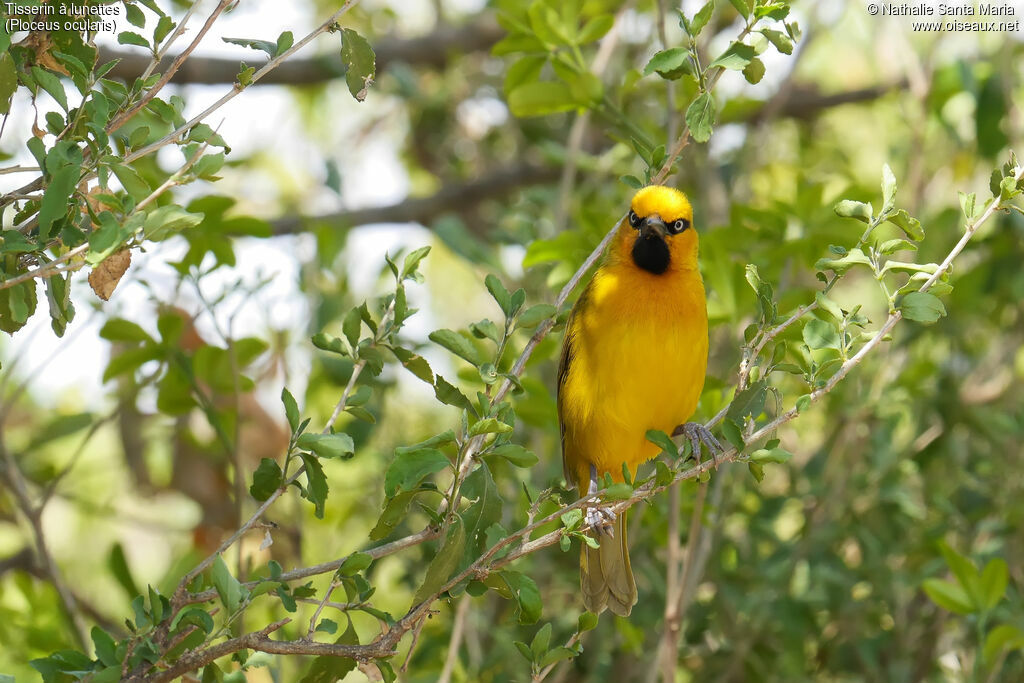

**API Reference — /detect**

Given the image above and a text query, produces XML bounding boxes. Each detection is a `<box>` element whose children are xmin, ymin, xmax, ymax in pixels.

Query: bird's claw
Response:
<box><xmin>673</xmin><ymin>422</ymin><xmax>725</xmax><ymax>467</ymax></box>
<box><xmin>585</xmin><ymin>505</ymin><xmax>617</xmax><ymax>536</ymax></box>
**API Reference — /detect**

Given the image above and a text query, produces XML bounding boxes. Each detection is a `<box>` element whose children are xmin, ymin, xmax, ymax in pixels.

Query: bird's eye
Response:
<box><xmin>628</xmin><ymin>210</ymin><xmax>641</xmax><ymax>228</ymax></box>
<box><xmin>669</xmin><ymin>218</ymin><xmax>690</xmax><ymax>234</ymax></box>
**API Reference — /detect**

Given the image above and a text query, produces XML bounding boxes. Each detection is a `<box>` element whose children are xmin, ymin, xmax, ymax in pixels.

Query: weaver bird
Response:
<box><xmin>557</xmin><ymin>185</ymin><xmax>721</xmax><ymax>616</ymax></box>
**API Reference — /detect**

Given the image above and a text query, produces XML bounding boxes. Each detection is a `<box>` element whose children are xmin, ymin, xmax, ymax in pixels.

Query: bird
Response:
<box><xmin>556</xmin><ymin>184</ymin><xmax>720</xmax><ymax>616</ymax></box>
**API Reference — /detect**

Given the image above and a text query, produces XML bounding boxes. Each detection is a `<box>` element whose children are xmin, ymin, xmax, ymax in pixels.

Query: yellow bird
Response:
<box><xmin>557</xmin><ymin>185</ymin><xmax>718</xmax><ymax>616</ymax></box>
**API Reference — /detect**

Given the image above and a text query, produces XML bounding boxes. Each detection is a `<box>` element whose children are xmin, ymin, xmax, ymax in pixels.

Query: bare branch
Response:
<box><xmin>0</xmin><ymin>436</ymin><xmax>89</xmax><ymax>647</ymax></box>
<box><xmin>99</xmin><ymin>18</ymin><xmax>503</xmax><ymax>87</ymax></box>
<box><xmin>270</xmin><ymin>164</ymin><xmax>560</xmax><ymax>235</ymax></box>
<box><xmin>106</xmin><ymin>0</ymin><xmax>234</xmax><ymax>134</ymax></box>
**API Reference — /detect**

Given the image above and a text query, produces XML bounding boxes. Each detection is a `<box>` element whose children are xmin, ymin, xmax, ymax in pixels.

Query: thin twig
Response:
<box><xmin>123</xmin><ymin>0</ymin><xmax>363</xmax><ymax>167</ymax></box>
<box><xmin>107</xmin><ymin>0</ymin><xmax>233</xmax><ymax>134</ymax></box>
<box><xmin>141</xmin><ymin>0</ymin><xmax>202</xmax><ymax>81</ymax></box>
<box><xmin>438</xmin><ymin>593</ymin><xmax>471</xmax><ymax>683</ymax></box>
<box><xmin>0</xmin><ymin>436</ymin><xmax>90</xmax><ymax>647</ymax></box>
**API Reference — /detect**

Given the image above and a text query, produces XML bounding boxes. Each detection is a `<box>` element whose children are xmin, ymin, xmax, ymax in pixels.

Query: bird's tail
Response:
<box><xmin>580</xmin><ymin>511</ymin><xmax>637</xmax><ymax>616</ymax></box>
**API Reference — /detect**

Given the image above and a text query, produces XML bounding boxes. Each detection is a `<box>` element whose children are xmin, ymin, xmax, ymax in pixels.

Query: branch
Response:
<box><xmin>270</xmin><ymin>164</ymin><xmax>560</xmax><ymax>235</ymax></box>
<box><xmin>98</xmin><ymin>18</ymin><xmax>503</xmax><ymax>86</ymax></box>
<box><xmin>740</xmin><ymin>81</ymin><xmax>908</xmax><ymax>124</ymax></box>
<box><xmin>438</xmin><ymin>593</ymin><xmax>471</xmax><ymax>683</ymax></box>
<box><xmin>0</xmin><ymin>436</ymin><xmax>89</xmax><ymax>647</ymax></box>
<box><xmin>106</xmin><ymin>0</ymin><xmax>233</xmax><ymax>134</ymax></box>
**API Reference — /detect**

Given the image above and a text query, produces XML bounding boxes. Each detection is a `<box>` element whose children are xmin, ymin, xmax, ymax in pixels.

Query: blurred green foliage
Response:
<box><xmin>1</xmin><ymin>0</ymin><xmax>1023</xmax><ymax>681</ymax></box>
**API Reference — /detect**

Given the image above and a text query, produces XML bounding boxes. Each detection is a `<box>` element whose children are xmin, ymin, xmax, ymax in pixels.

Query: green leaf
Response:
<box><xmin>984</xmin><ymin>624</ymin><xmax>1024</xmax><ymax>664</ymax></box>
<box><xmin>530</xmin><ymin>623</ymin><xmax>552</xmax><ymax>660</ymax></box>
<box><xmin>31</xmin><ymin>66</ymin><xmax>68</xmax><ymax>111</ymax></box>
<box><xmin>643</xmin><ymin>48</ymin><xmax>694</xmax><ymax>80</ymax></box>
<box><xmin>727</xmin><ymin>380</ymin><xmax>768</xmax><ymax>422</ymax></box>
<box><xmin>885</xmin><ymin>209</ymin><xmax>924</xmax><ymax>240</ymax></box>
<box><xmin>980</xmin><ymin>558</ymin><xmax>1008</xmax><ymax>610</ymax></box>
<box><xmin>401</xmin><ymin>245</ymin><xmax>431</xmax><ymax>279</ymax></box>
<box><xmin>300</xmin><ymin>617</ymin><xmax>359</xmax><ymax>682</ymax></box>
<box><xmin>578</xmin><ymin>14</ymin><xmax>614</xmax><ymax>43</ymax></box>
<box><xmin>212</xmin><ymin>556</ymin><xmax>245</xmax><ymax>612</ymax></box>
<box><xmin>689</xmin><ymin>1</ymin><xmax>715</xmax><ymax>36</ymax></box>
<box><xmin>118</xmin><ymin>31</ymin><xmax>151</xmax><ymax>49</ymax></box>
<box><xmin>412</xmin><ymin>516</ymin><xmax>465</xmax><ymax>604</ymax></box>
<box><xmin>742</xmin><ymin>57</ymin><xmax>765</xmax><ymax>85</ymax></box>
<box><xmin>275</xmin><ymin>30</ymin><xmax>294</xmax><ymax>57</ymax></box>
<box><xmin>314</xmin><ymin>618</ymin><xmax>337</xmax><ymax>635</ymax></box>
<box><xmin>91</xmin><ymin>626</ymin><xmax>118</xmax><ymax>667</ymax></box>
<box><xmin>727</xmin><ymin>0</ymin><xmax>751</xmax><ymax>18</ymax></box>
<box><xmin>485</xmin><ymin>276</ymin><xmax>510</xmax><ymax>317</ymax></box>
<box><xmin>877</xmin><ymin>238</ymin><xmax>918</xmax><ymax>255</ymax></box>
<box><xmin>384</xmin><ymin>448</ymin><xmax>450</xmax><ymax>497</ymax></box>
<box><xmin>370</xmin><ymin>489</ymin><xmax>427</xmax><ymax>540</ymax></box>
<box><xmin>281</xmin><ymin>388</ymin><xmax>300</xmax><ymax>432</ymax></box>
<box><xmin>958</xmin><ymin>191</ymin><xmax>977</xmax><ymax>220</ymax></box>
<box><xmin>645</xmin><ymin>429</ymin><xmax>677</xmax><ymax>457</ymax></box>
<box><xmin>392</xmin><ymin>347</ymin><xmax>434</xmax><ymax>383</ymax></box>
<box><xmin>0</xmin><ymin>53</ymin><xmax>17</xmax><ymax>115</ymax></box>
<box><xmin>795</xmin><ymin>394</ymin><xmax>812</xmax><ymax>413</ymax></box>
<box><xmin>708</xmin><ymin>42</ymin><xmax>756</xmax><ymax>70</ymax></box>
<box><xmin>111</xmin><ymin>163</ymin><xmax>152</xmax><ymax>201</ymax></box>
<box><xmin>469</xmin><ymin>417</ymin><xmax>513</xmax><ymax>436</ymax></box>
<box><xmin>749</xmin><ymin>447</ymin><xmax>792</xmax><ymax>464</ymax></box>
<box><xmin>802</xmin><ymin>318</ymin><xmax>839</xmax><ymax>350</ymax></box>
<box><xmin>923</xmin><ymin>578</ymin><xmax>974</xmax><ymax>614</ymax></box>
<box><xmin>834</xmin><ymin>200</ymin><xmax>873</xmax><ymax>223</ymax></box>
<box><xmin>898</xmin><ymin>292</ymin><xmax>946</xmax><ymax>324</ymax></box>
<box><xmin>108</xmin><ymin>542</ymin><xmax>139</xmax><ymax>599</ymax></box>
<box><xmin>249</xmin><ymin>458</ymin><xmax>283</xmax><ymax>501</ymax></box>
<box><xmin>297</xmin><ymin>432</ymin><xmax>355</xmax><ymax>460</ymax></box>
<box><xmin>339</xmin><ymin>552</ymin><xmax>373</xmax><ymax>576</ymax></box>
<box><xmin>490</xmin><ymin>443</ymin><xmax>538</xmax><ymax>468</ymax></box>
<box><xmin>300</xmin><ymin>452</ymin><xmax>329</xmax><ymax>518</ymax></box>
<box><xmin>340</xmin><ymin>28</ymin><xmax>376</xmax><ymax>101</ymax></box>
<box><xmin>814</xmin><ymin>292</ymin><xmax>844</xmax><ymax>321</ymax></box>
<box><xmin>429</xmin><ymin>329</ymin><xmax>482</xmax><ymax>366</ymax></box>
<box><xmin>685</xmin><ymin>92</ymin><xmax>716</xmax><ymax>143</ymax></box>
<box><xmin>814</xmin><ymin>247</ymin><xmax>872</xmax><ymax>274</ymax></box>
<box><xmin>938</xmin><ymin>541</ymin><xmax>983</xmax><ymax>607</ymax></box>
<box><xmin>490</xmin><ymin>570</ymin><xmax>542</xmax><ymax>624</ymax></box>
<box><xmin>0</xmin><ymin>229</ymin><xmax>36</xmax><ymax>254</ymax></box>
<box><xmin>516</xmin><ymin>303</ymin><xmax>556</xmax><ymax>329</ymax></box>
<box><xmin>100</xmin><ymin>318</ymin><xmax>153</xmax><ymax>344</ymax></box>
<box><xmin>881</xmin><ymin>164</ymin><xmax>897</xmax><ymax>213</ymax></box>
<box><xmin>504</xmin><ymin>56</ymin><xmax>546</xmax><ymax>94</ymax></box>
<box><xmin>603</xmin><ymin>482</ymin><xmax>633</xmax><ymax>500</ymax></box>
<box><xmin>760</xmin><ymin>28</ymin><xmax>793</xmax><ymax>54</ymax></box>
<box><xmin>144</xmin><ymin>205</ymin><xmax>204</xmax><ymax>241</ymax></box>
<box><xmin>222</xmin><ymin>36</ymin><xmax>277</xmax><ymax>57</ymax></box>
<box><xmin>396</xmin><ymin>430</ymin><xmax>457</xmax><ymax>454</ymax></box>
<box><xmin>508</xmin><ymin>81</ymin><xmax>579</xmax><ymax>117</ymax></box>
<box><xmin>434</xmin><ymin>375</ymin><xmax>474</xmax><ymax>412</ymax></box>
<box><xmin>578</xmin><ymin>611</ymin><xmax>599</xmax><ymax>632</ymax></box>
<box><xmin>38</xmin><ymin>165</ymin><xmax>79</xmax><ymax>240</ymax></box>
<box><xmin>620</xmin><ymin>174</ymin><xmax>644</xmax><ymax>189</ymax></box>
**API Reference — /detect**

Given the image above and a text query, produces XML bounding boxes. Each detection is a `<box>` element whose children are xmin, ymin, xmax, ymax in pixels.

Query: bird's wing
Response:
<box><xmin>556</xmin><ymin>282</ymin><xmax>592</xmax><ymax>488</ymax></box>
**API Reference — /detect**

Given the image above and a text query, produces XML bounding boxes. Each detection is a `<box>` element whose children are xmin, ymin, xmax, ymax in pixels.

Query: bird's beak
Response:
<box><xmin>639</xmin><ymin>215</ymin><xmax>667</xmax><ymax>239</ymax></box>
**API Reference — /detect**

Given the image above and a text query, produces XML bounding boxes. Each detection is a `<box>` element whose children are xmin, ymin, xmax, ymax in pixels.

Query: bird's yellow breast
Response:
<box><xmin>559</xmin><ymin>257</ymin><xmax>708</xmax><ymax>488</ymax></box>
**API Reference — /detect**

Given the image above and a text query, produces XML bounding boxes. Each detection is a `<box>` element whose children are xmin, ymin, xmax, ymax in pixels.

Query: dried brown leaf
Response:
<box><xmin>88</xmin><ymin>248</ymin><xmax>131</xmax><ymax>301</ymax></box>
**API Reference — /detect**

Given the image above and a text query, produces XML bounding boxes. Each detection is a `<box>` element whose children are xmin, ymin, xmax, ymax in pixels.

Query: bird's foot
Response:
<box><xmin>584</xmin><ymin>504</ymin><xmax>617</xmax><ymax>537</ymax></box>
<box><xmin>673</xmin><ymin>422</ymin><xmax>725</xmax><ymax>467</ymax></box>
<box><xmin>585</xmin><ymin>463</ymin><xmax>617</xmax><ymax>536</ymax></box>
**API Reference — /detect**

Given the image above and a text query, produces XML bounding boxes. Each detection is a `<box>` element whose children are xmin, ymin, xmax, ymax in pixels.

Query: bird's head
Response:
<box><xmin>614</xmin><ymin>185</ymin><xmax>697</xmax><ymax>275</ymax></box>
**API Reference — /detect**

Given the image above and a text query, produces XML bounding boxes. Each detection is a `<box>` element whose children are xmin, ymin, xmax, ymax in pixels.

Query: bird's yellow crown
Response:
<box><xmin>630</xmin><ymin>185</ymin><xmax>693</xmax><ymax>223</ymax></box>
